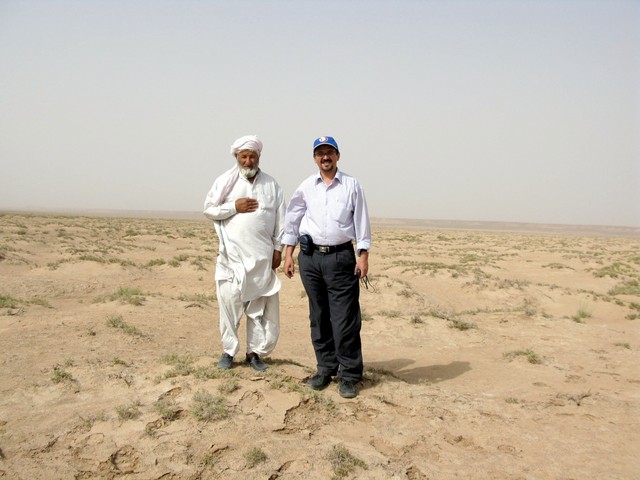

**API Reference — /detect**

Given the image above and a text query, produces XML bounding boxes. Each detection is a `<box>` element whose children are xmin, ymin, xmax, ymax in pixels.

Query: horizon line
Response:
<box><xmin>2</xmin><ymin>207</ymin><xmax>638</xmax><ymax>237</ymax></box>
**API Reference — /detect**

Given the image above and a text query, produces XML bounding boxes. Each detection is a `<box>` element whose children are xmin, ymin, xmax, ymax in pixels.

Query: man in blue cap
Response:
<box><xmin>282</xmin><ymin>136</ymin><xmax>371</xmax><ymax>398</ymax></box>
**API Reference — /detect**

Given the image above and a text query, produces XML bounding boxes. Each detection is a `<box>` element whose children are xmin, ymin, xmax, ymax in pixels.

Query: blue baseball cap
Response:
<box><xmin>313</xmin><ymin>136</ymin><xmax>339</xmax><ymax>152</ymax></box>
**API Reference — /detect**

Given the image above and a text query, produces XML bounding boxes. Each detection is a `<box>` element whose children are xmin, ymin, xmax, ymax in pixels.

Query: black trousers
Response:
<box><xmin>298</xmin><ymin>247</ymin><xmax>363</xmax><ymax>382</ymax></box>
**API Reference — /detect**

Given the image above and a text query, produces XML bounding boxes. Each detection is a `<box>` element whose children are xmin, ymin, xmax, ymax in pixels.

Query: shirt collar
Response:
<box><xmin>314</xmin><ymin>169</ymin><xmax>342</xmax><ymax>184</ymax></box>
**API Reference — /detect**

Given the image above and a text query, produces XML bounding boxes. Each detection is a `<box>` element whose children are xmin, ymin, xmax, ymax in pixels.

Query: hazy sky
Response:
<box><xmin>1</xmin><ymin>0</ymin><xmax>638</xmax><ymax>227</ymax></box>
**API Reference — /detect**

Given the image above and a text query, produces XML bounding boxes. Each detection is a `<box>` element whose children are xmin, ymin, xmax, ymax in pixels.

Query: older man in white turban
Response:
<box><xmin>204</xmin><ymin>135</ymin><xmax>286</xmax><ymax>371</ymax></box>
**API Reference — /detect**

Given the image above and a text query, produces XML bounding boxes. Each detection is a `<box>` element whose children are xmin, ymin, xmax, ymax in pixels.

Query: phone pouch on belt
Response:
<box><xmin>299</xmin><ymin>234</ymin><xmax>314</xmax><ymax>255</ymax></box>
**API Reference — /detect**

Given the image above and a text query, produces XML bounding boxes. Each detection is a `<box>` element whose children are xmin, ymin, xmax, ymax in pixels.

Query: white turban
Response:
<box><xmin>230</xmin><ymin>135</ymin><xmax>263</xmax><ymax>157</ymax></box>
<box><xmin>208</xmin><ymin>135</ymin><xmax>262</xmax><ymax>207</ymax></box>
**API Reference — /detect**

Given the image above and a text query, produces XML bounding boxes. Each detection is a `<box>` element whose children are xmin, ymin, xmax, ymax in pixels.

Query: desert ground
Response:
<box><xmin>0</xmin><ymin>212</ymin><xmax>638</xmax><ymax>479</ymax></box>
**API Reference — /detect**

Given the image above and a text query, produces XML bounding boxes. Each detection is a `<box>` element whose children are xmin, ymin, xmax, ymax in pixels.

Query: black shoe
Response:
<box><xmin>307</xmin><ymin>374</ymin><xmax>332</xmax><ymax>390</ymax></box>
<box><xmin>246</xmin><ymin>353</ymin><xmax>268</xmax><ymax>372</ymax></box>
<box><xmin>217</xmin><ymin>353</ymin><xmax>233</xmax><ymax>369</ymax></box>
<box><xmin>338</xmin><ymin>379</ymin><xmax>357</xmax><ymax>398</ymax></box>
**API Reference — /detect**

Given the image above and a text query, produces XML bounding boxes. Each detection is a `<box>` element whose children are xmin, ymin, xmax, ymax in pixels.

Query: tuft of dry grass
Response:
<box><xmin>571</xmin><ymin>305</ymin><xmax>592</xmax><ymax>323</ymax></box>
<box><xmin>51</xmin><ymin>365</ymin><xmax>74</xmax><ymax>384</ymax></box>
<box><xmin>0</xmin><ymin>294</ymin><xmax>19</xmax><ymax>308</ymax></box>
<box><xmin>244</xmin><ymin>447</ymin><xmax>267</xmax><ymax>468</ymax></box>
<box><xmin>115</xmin><ymin>400</ymin><xmax>142</xmax><ymax>420</ymax></box>
<box><xmin>218</xmin><ymin>378</ymin><xmax>240</xmax><ymax>394</ymax></box>
<box><xmin>503</xmin><ymin>349</ymin><xmax>543</xmax><ymax>364</ymax></box>
<box><xmin>154</xmin><ymin>397</ymin><xmax>182</xmax><ymax>421</ymax></box>
<box><xmin>327</xmin><ymin>444</ymin><xmax>367</xmax><ymax>478</ymax></box>
<box><xmin>0</xmin><ymin>294</ymin><xmax>52</xmax><ymax>309</ymax></box>
<box><xmin>106</xmin><ymin>315</ymin><xmax>146</xmax><ymax>337</ymax></box>
<box><xmin>609</xmin><ymin>280</ymin><xmax>640</xmax><ymax>296</ymax></box>
<box><xmin>448</xmin><ymin>318</ymin><xmax>477</xmax><ymax>331</ymax></box>
<box><xmin>177</xmin><ymin>293</ymin><xmax>216</xmax><ymax>305</ymax></box>
<box><xmin>190</xmin><ymin>390</ymin><xmax>228</xmax><ymax>422</ymax></box>
<box><xmin>161</xmin><ymin>353</ymin><xmax>196</xmax><ymax>378</ymax></box>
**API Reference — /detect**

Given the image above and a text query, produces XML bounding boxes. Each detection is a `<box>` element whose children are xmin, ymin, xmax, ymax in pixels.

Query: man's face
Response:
<box><xmin>313</xmin><ymin>146</ymin><xmax>340</xmax><ymax>173</ymax></box>
<box><xmin>236</xmin><ymin>150</ymin><xmax>260</xmax><ymax>178</ymax></box>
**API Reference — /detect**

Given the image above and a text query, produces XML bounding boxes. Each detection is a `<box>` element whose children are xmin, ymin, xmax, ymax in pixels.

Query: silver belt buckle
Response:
<box><xmin>318</xmin><ymin>246</ymin><xmax>330</xmax><ymax>253</ymax></box>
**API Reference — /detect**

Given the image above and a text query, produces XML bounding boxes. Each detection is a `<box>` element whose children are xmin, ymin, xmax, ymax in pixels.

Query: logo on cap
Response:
<box><xmin>318</xmin><ymin>136</ymin><xmax>327</xmax><ymax>142</ymax></box>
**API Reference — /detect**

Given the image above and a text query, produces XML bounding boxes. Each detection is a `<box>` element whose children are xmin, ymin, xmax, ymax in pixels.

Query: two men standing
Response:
<box><xmin>204</xmin><ymin>134</ymin><xmax>370</xmax><ymax>398</ymax></box>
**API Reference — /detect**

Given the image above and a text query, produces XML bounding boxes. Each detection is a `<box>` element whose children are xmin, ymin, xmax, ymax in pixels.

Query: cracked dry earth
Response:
<box><xmin>0</xmin><ymin>213</ymin><xmax>639</xmax><ymax>479</ymax></box>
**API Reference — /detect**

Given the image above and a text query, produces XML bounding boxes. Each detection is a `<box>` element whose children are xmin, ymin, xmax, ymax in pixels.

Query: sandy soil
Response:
<box><xmin>0</xmin><ymin>213</ymin><xmax>638</xmax><ymax>479</ymax></box>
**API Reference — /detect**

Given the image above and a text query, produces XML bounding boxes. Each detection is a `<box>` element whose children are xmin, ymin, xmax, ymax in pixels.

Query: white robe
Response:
<box><xmin>204</xmin><ymin>169</ymin><xmax>285</xmax><ymax>356</ymax></box>
<box><xmin>204</xmin><ymin>170</ymin><xmax>285</xmax><ymax>301</ymax></box>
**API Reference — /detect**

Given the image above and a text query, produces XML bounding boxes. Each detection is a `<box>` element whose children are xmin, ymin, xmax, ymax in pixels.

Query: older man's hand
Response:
<box><xmin>272</xmin><ymin>250</ymin><xmax>282</xmax><ymax>270</ymax></box>
<box><xmin>235</xmin><ymin>197</ymin><xmax>258</xmax><ymax>213</ymax></box>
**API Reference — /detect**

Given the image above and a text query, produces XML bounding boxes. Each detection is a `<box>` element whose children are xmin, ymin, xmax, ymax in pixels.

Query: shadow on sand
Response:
<box><xmin>366</xmin><ymin>359</ymin><xmax>471</xmax><ymax>385</ymax></box>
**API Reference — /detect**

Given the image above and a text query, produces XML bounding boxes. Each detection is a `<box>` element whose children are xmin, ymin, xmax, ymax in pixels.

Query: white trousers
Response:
<box><xmin>216</xmin><ymin>278</ymin><xmax>280</xmax><ymax>357</ymax></box>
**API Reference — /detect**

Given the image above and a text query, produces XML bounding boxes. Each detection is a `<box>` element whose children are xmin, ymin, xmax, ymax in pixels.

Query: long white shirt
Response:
<box><xmin>282</xmin><ymin>170</ymin><xmax>371</xmax><ymax>251</ymax></box>
<box><xmin>204</xmin><ymin>170</ymin><xmax>285</xmax><ymax>302</ymax></box>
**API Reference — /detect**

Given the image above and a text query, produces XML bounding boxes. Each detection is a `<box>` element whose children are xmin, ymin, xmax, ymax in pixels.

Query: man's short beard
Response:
<box><xmin>237</xmin><ymin>157</ymin><xmax>259</xmax><ymax>179</ymax></box>
<box><xmin>239</xmin><ymin>167</ymin><xmax>259</xmax><ymax>179</ymax></box>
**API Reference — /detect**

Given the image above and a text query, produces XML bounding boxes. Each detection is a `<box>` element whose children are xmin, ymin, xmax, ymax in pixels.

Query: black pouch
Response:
<box><xmin>299</xmin><ymin>234</ymin><xmax>314</xmax><ymax>255</ymax></box>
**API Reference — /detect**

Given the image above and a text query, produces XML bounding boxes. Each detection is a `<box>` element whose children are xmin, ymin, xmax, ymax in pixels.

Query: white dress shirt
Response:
<box><xmin>282</xmin><ymin>170</ymin><xmax>371</xmax><ymax>252</ymax></box>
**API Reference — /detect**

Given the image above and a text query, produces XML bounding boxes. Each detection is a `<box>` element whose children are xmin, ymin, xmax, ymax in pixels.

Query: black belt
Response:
<box><xmin>313</xmin><ymin>241</ymin><xmax>353</xmax><ymax>254</ymax></box>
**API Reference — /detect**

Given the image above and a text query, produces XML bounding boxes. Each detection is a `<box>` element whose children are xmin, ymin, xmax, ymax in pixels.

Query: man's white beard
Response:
<box><xmin>239</xmin><ymin>167</ymin><xmax>259</xmax><ymax>179</ymax></box>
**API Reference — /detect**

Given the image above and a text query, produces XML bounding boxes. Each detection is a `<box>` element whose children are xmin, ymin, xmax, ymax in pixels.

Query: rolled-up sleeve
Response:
<box><xmin>353</xmin><ymin>183</ymin><xmax>371</xmax><ymax>252</ymax></box>
<box><xmin>282</xmin><ymin>188</ymin><xmax>306</xmax><ymax>246</ymax></box>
